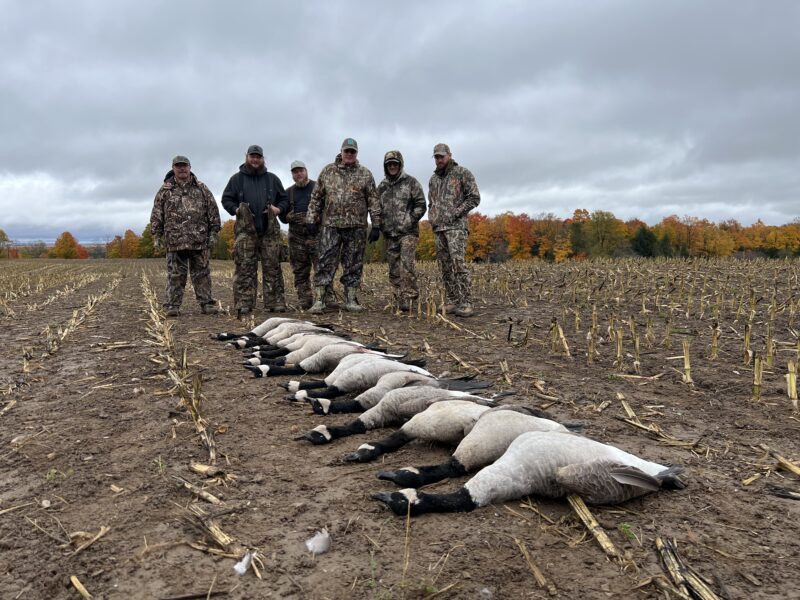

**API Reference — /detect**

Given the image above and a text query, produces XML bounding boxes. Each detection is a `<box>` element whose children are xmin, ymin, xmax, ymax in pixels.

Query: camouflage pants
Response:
<box><xmin>288</xmin><ymin>228</ymin><xmax>319</xmax><ymax>306</ymax></box>
<box><xmin>434</xmin><ymin>228</ymin><xmax>471</xmax><ymax>306</ymax></box>
<box><xmin>315</xmin><ymin>226</ymin><xmax>366</xmax><ymax>289</ymax></box>
<box><xmin>164</xmin><ymin>249</ymin><xmax>214</xmax><ymax>309</ymax></box>
<box><xmin>385</xmin><ymin>234</ymin><xmax>419</xmax><ymax>301</ymax></box>
<box><xmin>233</xmin><ymin>234</ymin><xmax>285</xmax><ymax>311</ymax></box>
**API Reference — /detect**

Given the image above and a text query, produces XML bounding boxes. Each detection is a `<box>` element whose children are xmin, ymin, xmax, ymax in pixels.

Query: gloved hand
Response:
<box><xmin>208</xmin><ymin>233</ymin><xmax>218</xmax><ymax>249</ymax></box>
<box><xmin>307</xmin><ymin>223</ymin><xmax>319</xmax><ymax>236</ymax></box>
<box><xmin>368</xmin><ymin>226</ymin><xmax>381</xmax><ymax>243</ymax></box>
<box><xmin>155</xmin><ymin>236</ymin><xmax>164</xmax><ymax>250</ymax></box>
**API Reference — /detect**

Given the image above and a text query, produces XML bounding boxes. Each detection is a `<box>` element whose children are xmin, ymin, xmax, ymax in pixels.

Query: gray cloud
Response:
<box><xmin>1</xmin><ymin>0</ymin><xmax>798</xmax><ymax>242</ymax></box>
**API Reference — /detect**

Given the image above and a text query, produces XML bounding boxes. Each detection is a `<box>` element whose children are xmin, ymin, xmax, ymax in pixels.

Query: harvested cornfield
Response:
<box><xmin>1</xmin><ymin>258</ymin><xmax>798</xmax><ymax>599</ymax></box>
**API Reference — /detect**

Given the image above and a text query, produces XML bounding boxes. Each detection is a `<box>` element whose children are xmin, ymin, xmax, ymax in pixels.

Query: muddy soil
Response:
<box><xmin>0</xmin><ymin>259</ymin><xmax>798</xmax><ymax>599</ymax></box>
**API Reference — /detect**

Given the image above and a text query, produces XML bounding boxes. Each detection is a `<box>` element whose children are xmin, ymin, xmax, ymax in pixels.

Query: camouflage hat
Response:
<box><xmin>383</xmin><ymin>150</ymin><xmax>401</xmax><ymax>164</ymax></box>
<box><xmin>290</xmin><ymin>160</ymin><xmax>307</xmax><ymax>170</ymax></box>
<box><xmin>247</xmin><ymin>144</ymin><xmax>264</xmax><ymax>156</ymax></box>
<box><xmin>432</xmin><ymin>143</ymin><xmax>451</xmax><ymax>157</ymax></box>
<box><xmin>341</xmin><ymin>138</ymin><xmax>358</xmax><ymax>152</ymax></box>
<box><xmin>172</xmin><ymin>155</ymin><xmax>191</xmax><ymax>166</ymax></box>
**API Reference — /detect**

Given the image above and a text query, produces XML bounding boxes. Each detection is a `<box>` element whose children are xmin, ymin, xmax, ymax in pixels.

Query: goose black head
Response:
<box><xmin>371</xmin><ymin>489</ymin><xmax>421</xmax><ymax>516</ymax></box>
<box><xmin>310</xmin><ymin>398</ymin><xmax>331</xmax><ymax>415</ymax></box>
<box><xmin>243</xmin><ymin>364</ymin><xmax>269</xmax><ymax>378</ymax></box>
<box><xmin>304</xmin><ymin>425</ymin><xmax>332</xmax><ymax>445</ymax></box>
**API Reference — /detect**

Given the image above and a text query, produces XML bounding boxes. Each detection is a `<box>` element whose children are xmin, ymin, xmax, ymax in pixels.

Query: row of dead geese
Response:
<box><xmin>213</xmin><ymin>318</ymin><xmax>685</xmax><ymax>516</ymax></box>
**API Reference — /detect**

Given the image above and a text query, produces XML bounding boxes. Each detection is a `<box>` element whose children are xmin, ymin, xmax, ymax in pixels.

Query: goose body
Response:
<box><xmin>343</xmin><ymin>400</ymin><xmax>491</xmax><ymax>463</ymax></box>
<box><xmin>304</xmin><ymin>387</ymin><xmax>493</xmax><ymax>445</ymax></box>
<box><xmin>263</xmin><ymin>322</ymin><xmax>333</xmax><ymax>345</ymax></box>
<box><xmin>214</xmin><ymin>317</ymin><xmax>301</xmax><ymax>341</ymax></box>
<box><xmin>378</xmin><ymin>407</ymin><xmax>573</xmax><ymax>487</ymax></box>
<box><xmin>373</xmin><ymin>431</ymin><xmax>685</xmax><ymax>515</ymax></box>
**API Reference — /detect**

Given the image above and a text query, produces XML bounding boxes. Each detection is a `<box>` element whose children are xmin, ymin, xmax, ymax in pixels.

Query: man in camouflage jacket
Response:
<box><xmin>377</xmin><ymin>150</ymin><xmax>426</xmax><ymax>311</ymax></box>
<box><xmin>282</xmin><ymin>160</ymin><xmax>333</xmax><ymax>309</ymax></box>
<box><xmin>305</xmin><ymin>138</ymin><xmax>381</xmax><ymax>313</ymax></box>
<box><xmin>221</xmin><ymin>145</ymin><xmax>289</xmax><ymax>315</ymax></box>
<box><xmin>428</xmin><ymin>143</ymin><xmax>481</xmax><ymax>317</ymax></box>
<box><xmin>150</xmin><ymin>155</ymin><xmax>221</xmax><ymax>317</ymax></box>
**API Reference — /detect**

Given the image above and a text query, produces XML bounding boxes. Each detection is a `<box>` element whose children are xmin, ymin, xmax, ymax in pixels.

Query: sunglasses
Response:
<box><xmin>342</xmin><ymin>149</ymin><xmax>357</xmax><ymax>155</ymax></box>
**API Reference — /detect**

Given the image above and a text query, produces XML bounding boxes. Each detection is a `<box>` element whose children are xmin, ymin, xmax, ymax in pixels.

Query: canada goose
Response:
<box><xmin>212</xmin><ymin>317</ymin><xmax>299</xmax><ymax>341</ymax></box>
<box><xmin>285</xmin><ymin>356</ymin><xmax>430</xmax><ymax>398</ymax></box>
<box><xmin>372</xmin><ymin>431</ymin><xmax>686</xmax><ymax>515</ymax></box>
<box><xmin>228</xmin><ymin>322</ymin><xmax>335</xmax><ymax>349</ymax></box>
<box><xmin>376</xmin><ymin>406</ymin><xmax>579</xmax><ymax>487</ymax></box>
<box><xmin>245</xmin><ymin>344</ymin><xmax>412</xmax><ymax>378</ymax></box>
<box><xmin>309</xmin><ymin>372</ymin><xmax>493</xmax><ymax>415</ymax></box>
<box><xmin>243</xmin><ymin>334</ymin><xmax>355</xmax><ymax>366</ymax></box>
<box><xmin>303</xmin><ymin>388</ymin><xmax>495</xmax><ymax>445</ymax></box>
<box><xmin>341</xmin><ymin>400</ymin><xmax>492</xmax><ymax>463</ymax></box>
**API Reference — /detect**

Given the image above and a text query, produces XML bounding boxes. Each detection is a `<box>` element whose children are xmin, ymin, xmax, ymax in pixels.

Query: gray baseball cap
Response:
<box><xmin>172</xmin><ymin>155</ymin><xmax>190</xmax><ymax>166</ymax></box>
<box><xmin>247</xmin><ymin>144</ymin><xmax>264</xmax><ymax>156</ymax></box>
<box><xmin>290</xmin><ymin>160</ymin><xmax>307</xmax><ymax>170</ymax></box>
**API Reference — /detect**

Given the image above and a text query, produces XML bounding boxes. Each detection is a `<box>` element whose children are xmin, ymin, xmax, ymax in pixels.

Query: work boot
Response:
<box><xmin>440</xmin><ymin>303</ymin><xmax>457</xmax><ymax>315</ymax></box>
<box><xmin>237</xmin><ymin>307</ymin><xmax>252</xmax><ymax>319</ymax></box>
<box><xmin>201</xmin><ymin>302</ymin><xmax>219</xmax><ymax>315</ymax></box>
<box><xmin>454</xmin><ymin>304</ymin><xmax>474</xmax><ymax>318</ymax></box>
<box><xmin>344</xmin><ymin>287</ymin><xmax>364</xmax><ymax>313</ymax></box>
<box><xmin>165</xmin><ymin>307</ymin><xmax>180</xmax><ymax>318</ymax></box>
<box><xmin>269</xmin><ymin>304</ymin><xmax>287</xmax><ymax>313</ymax></box>
<box><xmin>308</xmin><ymin>286</ymin><xmax>327</xmax><ymax>314</ymax></box>
<box><xmin>398</xmin><ymin>298</ymin><xmax>410</xmax><ymax>312</ymax></box>
<box><xmin>324</xmin><ymin>287</ymin><xmax>339</xmax><ymax>309</ymax></box>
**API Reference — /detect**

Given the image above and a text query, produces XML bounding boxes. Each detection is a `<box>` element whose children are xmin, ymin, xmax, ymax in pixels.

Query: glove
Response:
<box><xmin>307</xmin><ymin>223</ymin><xmax>319</xmax><ymax>236</ymax></box>
<box><xmin>208</xmin><ymin>233</ymin><xmax>218</xmax><ymax>249</ymax></box>
<box><xmin>368</xmin><ymin>226</ymin><xmax>381</xmax><ymax>243</ymax></box>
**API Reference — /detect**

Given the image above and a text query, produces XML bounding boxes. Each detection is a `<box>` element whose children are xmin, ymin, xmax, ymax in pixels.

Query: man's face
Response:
<box><xmin>292</xmin><ymin>167</ymin><xmax>308</xmax><ymax>184</ymax></box>
<box><xmin>173</xmin><ymin>162</ymin><xmax>191</xmax><ymax>182</ymax></box>
<box><xmin>434</xmin><ymin>153</ymin><xmax>451</xmax><ymax>170</ymax></box>
<box><xmin>386</xmin><ymin>161</ymin><xmax>401</xmax><ymax>177</ymax></box>
<box><xmin>247</xmin><ymin>153</ymin><xmax>264</xmax><ymax>169</ymax></box>
<box><xmin>341</xmin><ymin>148</ymin><xmax>357</xmax><ymax>165</ymax></box>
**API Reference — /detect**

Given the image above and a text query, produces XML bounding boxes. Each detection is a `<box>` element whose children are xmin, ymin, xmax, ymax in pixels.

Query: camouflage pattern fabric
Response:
<box><xmin>164</xmin><ymin>249</ymin><xmax>215</xmax><ymax>309</ymax></box>
<box><xmin>150</xmin><ymin>174</ymin><xmax>221</xmax><ymax>252</ymax></box>
<box><xmin>434</xmin><ymin>229</ymin><xmax>471</xmax><ymax>306</ymax></box>
<box><xmin>288</xmin><ymin>225</ymin><xmax>320</xmax><ymax>307</ymax></box>
<box><xmin>427</xmin><ymin>160</ymin><xmax>480</xmax><ymax>233</ymax></box>
<box><xmin>385</xmin><ymin>234</ymin><xmax>419</xmax><ymax>301</ymax></box>
<box><xmin>233</xmin><ymin>203</ymin><xmax>285</xmax><ymax>310</ymax></box>
<box><xmin>377</xmin><ymin>150</ymin><xmax>426</xmax><ymax>236</ymax></box>
<box><xmin>314</xmin><ymin>226</ymin><xmax>366</xmax><ymax>288</ymax></box>
<box><xmin>306</xmin><ymin>155</ymin><xmax>381</xmax><ymax>229</ymax></box>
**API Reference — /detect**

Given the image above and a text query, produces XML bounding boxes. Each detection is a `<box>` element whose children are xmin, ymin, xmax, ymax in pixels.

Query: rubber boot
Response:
<box><xmin>344</xmin><ymin>287</ymin><xmax>364</xmax><ymax>312</ymax></box>
<box><xmin>308</xmin><ymin>286</ymin><xmax>327</xmax><ymax>314</ymax></box>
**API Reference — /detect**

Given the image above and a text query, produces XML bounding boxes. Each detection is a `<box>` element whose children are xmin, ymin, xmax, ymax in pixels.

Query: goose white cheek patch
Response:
<box><xmin>312</xmin><ymin>425</ymin><xmax>331</xmax><ymax>440</ymax></box>
<box><xmin>287</xmin><ymin>381</ymin><xmax>300</xmax><ymax>392</ymax></box>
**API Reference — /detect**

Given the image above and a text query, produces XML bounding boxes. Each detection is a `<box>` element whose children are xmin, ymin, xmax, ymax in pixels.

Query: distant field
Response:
<box><xmin>1</xmin><ymin>258</ymin><xmax>798</xmax><ymax>599</ymax></box>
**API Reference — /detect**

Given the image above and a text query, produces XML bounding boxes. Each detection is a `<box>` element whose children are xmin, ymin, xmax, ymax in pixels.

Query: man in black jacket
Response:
<box><xmin>221</xmin><ymin>145</ymin><xmax>289</xmax><ymax>315</ymax></box>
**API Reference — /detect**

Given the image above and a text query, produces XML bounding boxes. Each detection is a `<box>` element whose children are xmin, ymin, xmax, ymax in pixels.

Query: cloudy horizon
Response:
<box><xmin>1</xmin><ymin>0</ymin><xmax>798</xmax><ymax>243</ymax></box>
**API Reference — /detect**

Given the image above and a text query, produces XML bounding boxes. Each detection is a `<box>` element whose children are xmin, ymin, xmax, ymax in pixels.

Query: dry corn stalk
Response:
<box><xmin>567</xmin><ymin>494</ymin><xmax>620</xmax><ymax>559</ymax></box>
<box><xmin>514</xmin><ymin>538</ymin><xmax>557</xmax><ymax>596</ymax></box>
<box><xmin>682</xmin><ymin>339</ymin><xmax>693</xmax><ymax>385</ymax></box>
<box><xmin>752</xmin><ymin>355</ymin><xmax>763</xmax><ymax>402</ymax></box>
<box><xmin>709</xmin><ymin>321</ymin><xmax>720</xmax><ymax>360</ymax></box>
<box><xmin>787</xmin><ymin>360</ymin><xmax>798</xmax><ymax>412</ymax></box>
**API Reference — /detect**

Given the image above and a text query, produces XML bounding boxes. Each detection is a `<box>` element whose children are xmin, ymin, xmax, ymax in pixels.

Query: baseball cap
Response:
<box><xmin>341</xmin><ymin>138</ymin><xmax>358</xmax><ymax>152</ymax></box>
<box><xmin>432</xmin><ymin>143</ymin><xmax>451</xmax><ymax>156</ymax></box>
<box><xmin>290</xmin><ymin>160</ymin><xmax>307</xmax><ymax>170</ymax></box>
<box><xmin>172</xmin><ymin>155</ymin><xmax>190</xmax><ymax>166</ymax></box>
<box><xmin>247</xmin><ymin>144</ymin><xmax>264</xmax><ymax>156</ymax></box>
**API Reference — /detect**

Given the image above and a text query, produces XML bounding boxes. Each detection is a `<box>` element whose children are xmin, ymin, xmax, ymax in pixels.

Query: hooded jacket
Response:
<box><xmin>150</xmin><ymin>171</ymin><xmax>221</xmax><ymax>252</ymax></box>
<box><xmin>427</xmin><ymin>160</ymin><xmax>480</xmax><ymax>232</ymax></box>
<box><xmin>376</xmin><ymin>150</ymin><xmax>426</xmax><ymax>236</ymax></box>
<box><xmin>306</xmin><ymin>154</ymin><xmax>380</xmax><ymax>229</ymax></box>
<box><xmin>221</xmin><ymin>163</ymin><xmax>288</xmax><ymax>237</ymax></box>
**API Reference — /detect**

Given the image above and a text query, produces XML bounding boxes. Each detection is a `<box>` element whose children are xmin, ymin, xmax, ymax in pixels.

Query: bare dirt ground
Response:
<box><xmin>1</xmin><ymin>258</ymin><xmax>798</xmax><ymax>599</ymax></box>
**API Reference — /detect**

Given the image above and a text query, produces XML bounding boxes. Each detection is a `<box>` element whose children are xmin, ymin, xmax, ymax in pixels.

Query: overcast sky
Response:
<box><xmin>1</xmin><ymin>0</ymin><xmax>798</xmax><ymax>242</ymax></box>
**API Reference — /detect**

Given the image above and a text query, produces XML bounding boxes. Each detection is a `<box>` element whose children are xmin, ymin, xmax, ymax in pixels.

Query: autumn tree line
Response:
<box><xmin>3</xmin><ymin>210</ymin><xmax>800</xmax><ymax>261</ymax></box>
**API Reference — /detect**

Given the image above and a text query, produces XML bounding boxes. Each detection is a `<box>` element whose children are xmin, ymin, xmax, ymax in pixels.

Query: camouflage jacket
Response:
<box><xmin>150</xmin><ymin>172</ymin><xmax>221</xmax><ymax>252</ymax></box>
<box><xmin>427</xmin><ymin>160</ymin><xmax>480</xmax><ymax>232</ymax></box>
<box><xmin>306</xmin><ymin>155</ymin><xmax>380</xmax><ymax>229</ymax></box>
<box><xmin>377</xmin><ymin>150</ymin><xmax>426</xmax><ymax>237</ymax></box>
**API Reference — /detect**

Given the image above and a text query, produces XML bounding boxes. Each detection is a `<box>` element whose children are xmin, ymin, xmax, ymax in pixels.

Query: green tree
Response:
<box><xmin>139</xmin><ymin>224</ymin><xmax>155</xmax><ymax>258</ymax></box>
<box><xmin>0</xmin><ymin>228</ymin><xmax>10</xmax><ymax>259</ymax></box>
<box><xmin>631</xmin><ymin>225</ymin><xmax>658</xmax><ymax>257</ymax></box>
<box><xmin>106</xmin><ymin>235</ymin><xmax>123</xmax><ymax>258</ymax></box>
<box><xmin>587</xmin><ymin>211</ymin><xmax>626</xmax><ymax>257</ymax></box>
